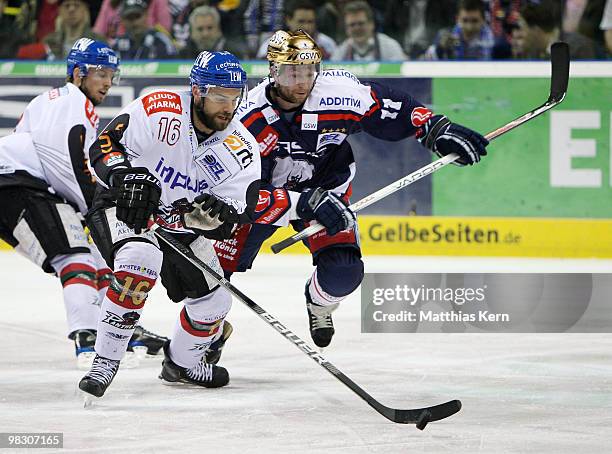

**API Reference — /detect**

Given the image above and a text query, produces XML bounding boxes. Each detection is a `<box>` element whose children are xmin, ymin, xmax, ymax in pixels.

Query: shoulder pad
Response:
<box><xmin>318</xmin><ymin>69</ymin><xmax>361</xmax><ymax>85</ymax></box>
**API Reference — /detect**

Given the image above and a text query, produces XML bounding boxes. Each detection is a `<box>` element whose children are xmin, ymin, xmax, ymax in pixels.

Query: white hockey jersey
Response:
<box><xmin>0</xmin><ymin>83</ymin><xmax>99</xmax><ymax>214</ymax></box>
<box><xmin>90</xmin><ymin>90</ymin><xmax>261</xmax><ymax>233</ymax></box>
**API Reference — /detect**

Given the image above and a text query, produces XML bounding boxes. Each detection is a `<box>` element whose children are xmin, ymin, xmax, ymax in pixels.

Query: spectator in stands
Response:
<box><xmin>44</xmin><ymin>0</ymin><xmax>106</xmax><ymax>60</ymax></box>
<box><xmin>383</xmin><ymin>0</ymin><xmax>457</xmax><ymax>59</ymax></box>
<box><xmin>315</xmin><ymin>0</ymin><xmax>351</xmax><ymax>44</ymax></box>
<box><xmin>243</xmin><ymin>0</ymin><xmax>285</xmax><ymax>57</ymax></box>
<box><xmin>486</xmin><ymin>0</ymin><xmax>528</xmax><ymax>59</ymax></box>
<box><xmin>602</xmin><ymin>0</ymin><xmax>612</xmax><ymax>56</ymax></box>
<box><xmin>94</xmin><ymin>0</ymin><xmax>171</xmax><ymax>42</ymax></box>
<box><xmin>424</xmin><ymin>0</ymin><xmax>494</xmax><ymax>60</ymax></box>
<box><xmin>35</xmin><ymin>0</ymin><xmax>59</xmax><ymax>41</ymax></box>
<box><xmin>514</xmin><ymin>0</ymin><xmax>597</xmax><ymax>59</ymax></box>
<box><xmin>113</xmin><ymin>0</ymin><xmax>177</xmax><ymax>59</ymax></box>
<box><xmin>331</xmin><ymin>0</ymin><xmax>406</xmax><ymax>61</ymax></box>
<box><xmin>564</xmin><ymin>0</ymin><xmax>607</xmax><ymax>57</ymax></box>
<box><xmin>256</xmin><ymin>0</ymin><xmax>336</xmax><ymax>59</ymax></box>
<box><xmin>173</xmin><ymin>0</ymin><xmax>245</xmax><ymax>51</ymax></box>
<box><xmin>179</xmin><ymin>5</ymin><xmax>247</xmax><ymax>58</ymax></box>
<box><xmin>171</xmin><ymin>0</ymin><xmax>208</xmax><ymax>50</ymax></box>
<box><xmin>1</xmin><ymin>0</ymin><xmax>32</xmax><ymax>58</ymax></box>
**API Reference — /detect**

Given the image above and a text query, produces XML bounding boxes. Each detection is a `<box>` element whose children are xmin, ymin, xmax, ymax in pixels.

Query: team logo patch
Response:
<box><xmin>102</xmin><ymin>152</ymin><xmax>125</xmax><ymax>167</ymax></box>
<box><xmin>102</xmin><ymin>310</ymin><xmax>140</xmax><ymax>330</ymax></box>
<box><xmin>262</xmin><ymin>106</ymin><xmax>280</xmax><ymax>124</ymax></box>
<box><xmin>410</xmin><ymin>107</ymin><xmax>433</xmax><ymax>127</ymax></box>
<box><xmin>256</xmin><ymin>125</ymin><xmax>279</xmax><ymax>157</ymax></box>
<box><xmin>222</xmin><ymin>134</ymin><xmax>245</xmax><ymax>151</ymax></box>
<box><xmin>301</xmin><ymin>113</ymin><xmax>318</xmax><ymax>131</ymax></box>
<box><xmin>142</xmin><ymin>91</ymin><xmax>182</xmax><ymax>116</ymax></box>
<box><xmin>255</xmin><ymin>190</ymin><xmax>271</xmax><ymax>213</ymax></box>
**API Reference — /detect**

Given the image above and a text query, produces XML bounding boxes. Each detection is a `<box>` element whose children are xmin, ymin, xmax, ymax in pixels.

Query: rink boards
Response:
<box><xmin>0</xmin><ymin>62</ymin><xmax>609</xmax><ymax>258</ymax></box>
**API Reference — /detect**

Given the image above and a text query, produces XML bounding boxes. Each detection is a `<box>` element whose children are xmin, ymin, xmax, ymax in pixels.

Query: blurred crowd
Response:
<box><xmin>0</xmin><ymin>0</ymin><xmax>610</xmax><ymax>61</ymax></box>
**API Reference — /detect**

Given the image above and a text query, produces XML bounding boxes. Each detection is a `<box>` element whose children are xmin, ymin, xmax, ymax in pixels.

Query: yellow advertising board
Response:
<box><xmin>261</xmin><ymin>216</ymin><xmax>612</xmax><ymax>259</ymax></box>
<box><xmin>1</xmin><ymin>215</ymin><xmax>609</xmax><ymax>258</ymax></box>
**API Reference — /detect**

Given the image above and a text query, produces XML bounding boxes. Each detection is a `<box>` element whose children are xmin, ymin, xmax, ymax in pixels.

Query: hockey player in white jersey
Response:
<box><xmin>0</xmin><ymin>38</ymin><xmax>167</xmax><ymax>366</ymax></box>
<box><xmin>79</xmin><ymin>51</ymin><xmax>261</xmax><ymax>397</ymax></box>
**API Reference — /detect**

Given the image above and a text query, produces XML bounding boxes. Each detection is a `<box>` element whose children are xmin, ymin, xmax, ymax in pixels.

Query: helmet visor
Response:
<box><xmin>196</xmin><ymin>85</ymin><xmax>247</xmax><ymax>112</ymax></box>
<box><xmin>273</xmin><ymin>63</ymin><xmax>319</xmax><ymax>87</ymax></box>
<box><xmin>85</xmin><ymin>64</ymin><xmax>120</xmax><ymax>85</ymax></box>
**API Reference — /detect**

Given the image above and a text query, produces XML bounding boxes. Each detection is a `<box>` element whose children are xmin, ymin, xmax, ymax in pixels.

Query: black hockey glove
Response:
<box><xmin>296</xmin><ymin>188</ymin><xmax>355</xmax><ymax>236</ymax></box>
<box><xmin>419</xmin><ymin>115</ymin><xmax>488</xmax><ymax>165</ymax></box>
<box><xmin>110</xmin><ymin>167</ymin><xmax>161</xmax><ymax>234</ymax></box>
<box><xmin>182</xmin><ymin>193</ymin><xmax>239</xmax><ymax>239</ymax></box>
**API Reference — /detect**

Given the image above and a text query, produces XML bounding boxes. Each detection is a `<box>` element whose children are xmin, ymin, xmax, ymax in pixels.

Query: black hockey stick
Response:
<box><xmin>154</xmin><ymin>227</ymin><xmax>461</xmax><ymax>429</ymax></box>
<box><xmin>271</xmin><ymin>42</ymin><xmax>571</xmax><ymax>254</ymax></box>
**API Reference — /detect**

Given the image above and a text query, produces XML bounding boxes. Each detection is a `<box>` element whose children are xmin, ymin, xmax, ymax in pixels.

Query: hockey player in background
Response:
<box><xmin>79</xmin><ymin>51</ymin><xmax>261</xmax><ymax>398</ymax></box>
<box><xmin>0</xmin><ymin>38</ymin><xmax>167</xmax><ymax>368</ymax></box>
<box><xmin>215</xmin><ymin>30</ymin><xmax>489</xmax><ymax>349</ymax></box>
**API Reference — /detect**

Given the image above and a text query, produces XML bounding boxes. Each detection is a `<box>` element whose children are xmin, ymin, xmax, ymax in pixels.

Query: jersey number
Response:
<box><xmin>158</xmin><ymin>117</ymin><xmax>181</xmax><ymax>146</ymax></box>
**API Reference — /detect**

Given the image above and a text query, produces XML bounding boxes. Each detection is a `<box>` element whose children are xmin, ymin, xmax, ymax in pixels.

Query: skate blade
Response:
<box><xmin>82</xmin><ymin>391</ymin><xmax>97</xmax><ymax>408</ymax></box>
<box><xmin>121</xmin><ymin>351</ymin><xmax>140</xmax><ymax>369</ymax></box>
<box><xmin>76</xmin><ymin>352</ymin><xmax>96</xmax><ymax>370</ymax></box>
<box><xmin>75</xmin><ymin>383</ymin><xmax>98</xmax><ymax>408</ymax></box>
<box><xmin>132</xmin><ymin>345</ymin><xmax>148</xmax><ymax>360</ymax></box>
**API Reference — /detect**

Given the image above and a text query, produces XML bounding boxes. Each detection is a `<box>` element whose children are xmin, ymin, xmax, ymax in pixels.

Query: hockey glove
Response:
<box><xmin>419</xmin><ymin>115</ymin><xmax>488</xmax><ymax>166</ymax></box>
<box><xmin>110</xmin><ymin>167</ymin><xmax>161</xmax><ymax>234</ymax></box>
<box><xmin>182</xmin><ymin>193</ymin><xmax>239</xmax><ymax>239</ymax></box>
<box><xmin>296</xmin><ymin>188</ymin><xmax>355</xmax><ymax>236</ymax></box>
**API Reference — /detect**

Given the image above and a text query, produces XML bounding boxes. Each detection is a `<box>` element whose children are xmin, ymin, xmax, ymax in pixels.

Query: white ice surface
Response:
<box><xmin>1</xmin><ymin>251</ymin><xmax>611</xmax><ymax>453</ymax></box>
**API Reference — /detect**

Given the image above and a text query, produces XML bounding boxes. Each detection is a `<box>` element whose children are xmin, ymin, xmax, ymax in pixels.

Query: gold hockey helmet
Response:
<box><xmin>266</xmin><ymin>30</ymin><xmax>323</xmax><ymax>65</ymax></box>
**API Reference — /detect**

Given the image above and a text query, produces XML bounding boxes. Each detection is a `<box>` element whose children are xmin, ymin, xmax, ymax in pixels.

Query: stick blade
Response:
<box><xmin>378</xmin><ymin>399</ymin><xmax>462</xmax><ymax>427</ymax></box>
<box><xmin>549</xmin><ymin>42</ymin><xmax>570</xmax><ymax>103</ymax></box>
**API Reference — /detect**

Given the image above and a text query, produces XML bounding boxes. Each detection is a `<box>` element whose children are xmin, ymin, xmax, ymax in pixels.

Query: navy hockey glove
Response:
<box><xmin>110</xmin><ymin>167</ymin><xmax>161</xmax><ymax>234</ymax></box>
<box><xmin>182</xmin><ymin>193</ymin><xmax>239</xmax><ymax>239</ymax></box>
<box><xmin>419</xmin><ymin>115</ymin><xmax>488</xmax><ymax>165</ymax></box>
<box><xmin>297</xmin><ymin>188</ymin><xmax>355</xmax><ymax>236</ymax></box>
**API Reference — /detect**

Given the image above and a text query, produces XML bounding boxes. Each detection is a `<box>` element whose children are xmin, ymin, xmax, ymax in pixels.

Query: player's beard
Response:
<box><xmin>79</xmin><ymin>84</ymin><xmax>102</xmax><ymax>106</ymax></box>
<box><xmin>194</xmin><ymin>98</ymin><xmax>233</xmax><ymax>131</ymax></box>
<box><xmin>274</xmin><ymin>84</ymin><xmax>309</xmax><ymax>105</ymax></box>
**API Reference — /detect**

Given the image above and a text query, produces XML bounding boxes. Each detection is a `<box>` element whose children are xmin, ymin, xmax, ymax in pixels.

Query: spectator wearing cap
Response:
<box><xmin>44</xmin><ymin>0</ymin><xmax>106</xmax><ymax>60</ymax></box>
<box><xmin>179</xmin><ymin>5</ymin><xmax>247</xmax><ymax>59</ymax></box>
<box><xmin>256</xmin><ymin>0</ymin><xmax>337</xmax><ymax>59</ymax></box>
<box><xmin>424</xmin><ymin>0</ymin><xmax>494</xmax><ymax>60</ymax></box>
<box><xmin>113</xmin><ymin>0</ymin><xmax>177</xmax><ymax>59</ymax></box>
<box><xmin>94</xmin><ymin>0</ymin><xmax>171</xmax><ymax>42</ymax></box>
<box><xmin>513</xmin><ymin>0</ymin><xmax>597</xmax><ymax>59</ymax></box>
<box><xmin>331</xmin><ymin>0</ymin><xmax>406</xmax><ymax>61</ymax></box>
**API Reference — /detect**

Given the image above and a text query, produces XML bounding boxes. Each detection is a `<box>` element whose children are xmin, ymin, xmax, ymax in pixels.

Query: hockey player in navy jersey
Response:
<box><xmin>0</xmin><ymin>38</ymin><xmax>167</xmax><ymax>367</ymax></box>
<box><xmin>78</xmin><ymin>51</ymin><xmax>261</xmax><ymax>398</ymax></box>
<box><xmin>215</xmin><ymin>30</ymin><xmax>488</xmax><ymax>348</ymax></box>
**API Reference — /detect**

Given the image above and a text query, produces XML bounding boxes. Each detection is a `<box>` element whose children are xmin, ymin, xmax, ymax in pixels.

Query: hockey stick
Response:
<box><xmin>153</xmin><ymin>227</ymin><xmax>461</xmax><ymax>429</ymax></box>
<box><xmin>271</xmin><ymin>42</ymin><xmax>570</xmax><ymax>254</ymax></box>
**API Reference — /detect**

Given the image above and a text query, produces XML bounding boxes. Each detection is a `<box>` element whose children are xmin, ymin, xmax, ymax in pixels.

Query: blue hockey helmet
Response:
<box><xmin>66</xmin><ymin>38</ymin><xmax>120</xmax><ymax>82</ymax></box>
<box><xmin>190</xmin><ymin>51</ymin><xmax>247</xmax><ymax>93</ymax></box>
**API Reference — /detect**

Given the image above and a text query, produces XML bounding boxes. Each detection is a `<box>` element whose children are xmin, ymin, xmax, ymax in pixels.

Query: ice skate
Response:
<box><xmin>127</xmin><ymin>325</ymin><xmax>168</xmax><ymax>358</ymax></box>
<box><xmin>69</xmin><ymin>329</ymin><xmax>97</xmax><ymax>370</ymax></box>
<box><xmin>159</xmin><ymin>341</ymin><xmax>229</xmax><ymax>388</ymax></box>
<box><xmin>79</xmin><ymin>354</ymin><xmax>120</xmax><ymax>399</ymax></box>
<box><xmin>306</xmin><ymin>282</ymin><xmax>338</xmax><ymax>348</ymax></box>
